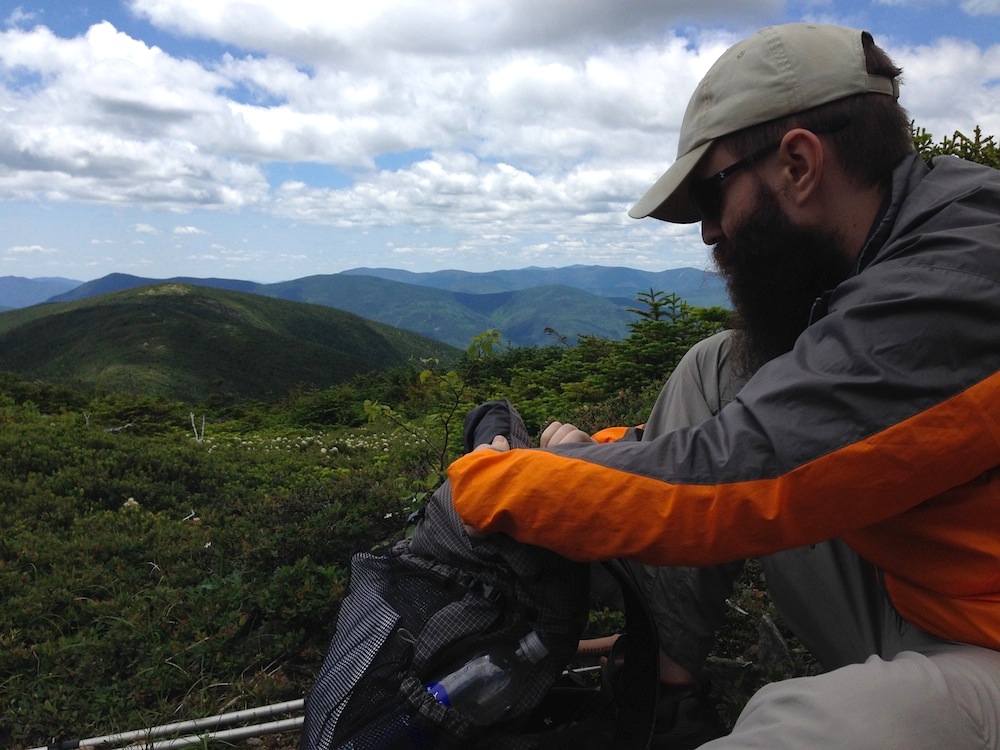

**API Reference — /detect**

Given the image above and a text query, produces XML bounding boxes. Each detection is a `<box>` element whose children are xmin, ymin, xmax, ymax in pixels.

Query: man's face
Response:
<box><xmin>697</xmin><ymin>156</ymin><xmax>853</xmax><ymax>375</ymax></box>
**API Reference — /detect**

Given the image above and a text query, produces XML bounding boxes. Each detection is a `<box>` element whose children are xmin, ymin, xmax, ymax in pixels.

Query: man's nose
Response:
<box><xmin>701</xmin><ymin>217</ymin><xmax>722</xmax><ymax>245</ymax></box>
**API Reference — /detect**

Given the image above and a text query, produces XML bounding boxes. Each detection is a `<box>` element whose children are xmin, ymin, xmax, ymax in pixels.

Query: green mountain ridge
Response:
<box><xmin>262</xmin><ymin>275</ymin><xmax>635</xmax><ymax>346</ymax></box>
<box><xmin>340</xmin><ymin>264</ymin><xmax>727</xmax><ymax>305</ymax></box>
<box><xmin>33</xmin><ymin>267</ymin><xmax>729</xmax><ymax>348</ymax></box>
<box><xmin>0</xmin><ymin>283</ymin><xmax>458</xmax><ymax>402</ymax></box>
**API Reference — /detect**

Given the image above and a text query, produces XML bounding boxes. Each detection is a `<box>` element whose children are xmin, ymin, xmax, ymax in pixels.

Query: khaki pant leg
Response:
<box><xmin>643</xmin><ymin>329</ymin><xmax>745</xmax><ymax>435</ymax></box>
<box><xmin>698</xmin><ymin>644</ymin><xmax>1000</xmax><ymax>749</ymax></box>
<box><xmin>760</xmin><ymin>540</ymin><xmax>888</xmax><ymax>672</ymax></box>
<box><xmin>627</xmin><ymin>329</ymin><xmax>749</xmax><ymax>675</ymax></box>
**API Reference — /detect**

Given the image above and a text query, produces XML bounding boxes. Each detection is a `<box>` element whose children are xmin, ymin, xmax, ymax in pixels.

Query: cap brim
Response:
<box><xmin>628</xmin><ymin>140</ymin><xmax>713</xmax><ymax>224</ymax></box>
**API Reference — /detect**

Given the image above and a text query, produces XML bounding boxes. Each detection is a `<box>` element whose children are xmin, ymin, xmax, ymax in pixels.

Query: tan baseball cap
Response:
<box><xmin>629</xmin><ymin>23</ymin><xmax>900</xmax><ymax>224</ymax></box>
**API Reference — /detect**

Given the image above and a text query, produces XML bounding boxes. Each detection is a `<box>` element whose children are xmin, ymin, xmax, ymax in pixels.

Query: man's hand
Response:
<box><xmin>473</xmin><ymin>434</ymin><xmax>510</xmax><ymax>452</ymax></box>
<box><xmin>540</xmin><ymin>421</ymin><xmax>597</xmax><ymax>448</ymax></box>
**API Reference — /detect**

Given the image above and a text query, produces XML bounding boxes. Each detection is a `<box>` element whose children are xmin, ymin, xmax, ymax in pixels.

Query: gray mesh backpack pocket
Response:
<box><xmin>299</xmin><ymin>546</ymin><xmax>493</xmax><ymax>748</ymax></box>
<box><xmin>300</xmin><ymin>401</ymin><xmax>592</xmax><ymax>750</ymax></box>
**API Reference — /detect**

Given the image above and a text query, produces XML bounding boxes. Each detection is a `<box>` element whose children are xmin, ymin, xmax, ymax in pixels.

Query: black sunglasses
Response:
<box><xmin>687</xmin><ymin>141</ymin><xmax>780</xmax><ymax>222</ymax></box>
<box><xmin>688</xmin><ymin>117</ymin><xmax>851</xmax><ymax>222</ymax></box>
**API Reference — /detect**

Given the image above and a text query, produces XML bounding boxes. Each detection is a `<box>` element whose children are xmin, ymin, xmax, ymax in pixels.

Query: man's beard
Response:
<box><xmin>712</xmin><ymin>182</ymin><xmax>854</xmax><ymax>377</ymax></box>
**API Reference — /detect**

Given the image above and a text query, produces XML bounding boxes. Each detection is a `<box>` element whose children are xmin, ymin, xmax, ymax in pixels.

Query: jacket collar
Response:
<box><xmin>855</xmin><ymin>154</ymin><xmax>929</xmax><ymax>273</ymax></box>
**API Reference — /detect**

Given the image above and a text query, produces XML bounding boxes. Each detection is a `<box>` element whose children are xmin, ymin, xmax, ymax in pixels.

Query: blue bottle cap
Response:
<box><xmin>426</xmin><ymin>682</ymin><xmax>452</xmax><ymax>707</ymax></box>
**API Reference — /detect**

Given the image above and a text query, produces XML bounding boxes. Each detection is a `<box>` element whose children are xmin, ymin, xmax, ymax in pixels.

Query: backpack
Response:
<box><xmin>300</xmin><ymin>401</ymin><xmax>658</xmax><ymax>750</ymax></box>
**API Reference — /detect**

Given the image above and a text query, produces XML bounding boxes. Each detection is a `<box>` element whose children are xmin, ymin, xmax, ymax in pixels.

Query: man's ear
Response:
<box><xmin>776</xmin><ymin>128</ymin><xmax>824</xmax><ymax>208</ymax></box>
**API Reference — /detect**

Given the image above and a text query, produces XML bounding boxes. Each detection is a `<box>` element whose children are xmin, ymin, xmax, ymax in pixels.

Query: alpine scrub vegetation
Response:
<box><xmin>0</xmin><ymin>397</ymin><xmax>419</xmax><ymax>746</ymax></box>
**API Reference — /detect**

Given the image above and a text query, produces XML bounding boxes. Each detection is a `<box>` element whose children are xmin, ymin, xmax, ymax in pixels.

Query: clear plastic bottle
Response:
<box><xmin>425</xmin><ymin>631</ymin><xmax>549</xmax><ymax>725</ymax></box>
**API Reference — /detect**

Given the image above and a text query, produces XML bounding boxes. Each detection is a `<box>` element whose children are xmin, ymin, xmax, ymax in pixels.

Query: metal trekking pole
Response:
<box><xmin>118</xmin><ymin>716</ymin><xmax>303</xmax><ymax>750</ymax></box>
<box><xmin>27</xmin><ymin>698</ymin><xmax>304</xmax><ymax>750</ymax></box>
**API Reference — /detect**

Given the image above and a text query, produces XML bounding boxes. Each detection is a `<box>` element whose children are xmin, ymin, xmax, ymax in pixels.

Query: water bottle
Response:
<box><xmin>425</xmin><ymin>631</ymin><xmax>549</xmax><ymax>725</ymax></box>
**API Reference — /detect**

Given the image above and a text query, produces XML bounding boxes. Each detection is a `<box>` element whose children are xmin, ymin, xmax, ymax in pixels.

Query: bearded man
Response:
<box><xmin>450</xmin><ymin>23</ymin><xmax>1000</xmax><ymax>749</ymax></box>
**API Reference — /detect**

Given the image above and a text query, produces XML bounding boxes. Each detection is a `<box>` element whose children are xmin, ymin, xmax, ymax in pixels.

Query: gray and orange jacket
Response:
<box><xmin>450</xmin><ymin>154</ymin><xmax>1000</xmax><ymax>652</ymax></box>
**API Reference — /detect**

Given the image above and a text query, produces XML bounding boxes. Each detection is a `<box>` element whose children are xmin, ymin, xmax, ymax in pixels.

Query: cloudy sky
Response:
<box><xmin>1</xmin><ymin>0</ymin><xmax>998</xmax><ymax>283</ymax></box>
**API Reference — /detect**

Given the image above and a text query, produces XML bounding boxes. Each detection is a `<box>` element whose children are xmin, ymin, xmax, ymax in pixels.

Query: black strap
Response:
<box><xmin>602</xmin><ymin>558</ymin><xmax>659</xmax><ymax>749</ymax></box>
<box><xmin>463</xmin><ymin>399</ymin><xmax>518</xmax><ymax>452</ymax></box>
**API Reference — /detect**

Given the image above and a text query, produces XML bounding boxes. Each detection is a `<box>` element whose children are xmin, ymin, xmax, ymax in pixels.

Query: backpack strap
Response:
<box><xmin>522</xmin><ymin>559</ymin><xmax>660</xmax><ymax>750</ymax></box>
<box><xmin>601</xmin><ymin>558</ymin><xmax>659</xmax><ymax>749</ymax></box>
<box><xmin>463</xmin><ymin>399</ymin><xmax>533</xmax><ymax>452</ymax></box>
<box><xmin>463</xmin><ymin>400</ymin><xmax>660</xmax><ymax>747</ymax></box>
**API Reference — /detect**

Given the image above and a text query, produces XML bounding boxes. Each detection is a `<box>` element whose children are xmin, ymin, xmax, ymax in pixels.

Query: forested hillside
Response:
<box><xmin>0</xmin><ymin>283</ymin><xmax>458</xmax><ymax>402</ymax></box>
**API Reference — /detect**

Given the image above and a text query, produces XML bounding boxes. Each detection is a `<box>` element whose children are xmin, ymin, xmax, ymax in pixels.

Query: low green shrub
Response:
<box><xmin>0</xmin><ymin>391</ymin><xmax>424</xmax><ymax>748</ymax></box>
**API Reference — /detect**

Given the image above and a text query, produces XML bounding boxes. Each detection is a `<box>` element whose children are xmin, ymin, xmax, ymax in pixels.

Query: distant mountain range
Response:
<box><xmin>339</xmin><ymin>265</ymin><xmax>727</xmax><ymax>306</ymax></box>
<box><xmin>0</xmin><ymin>284</ymin><xmax>458</xmax><ymax>402</ymax></box>
<box><xmin>0</xmin><ymin>266</ymin><xmax>729</xmax><ymax>348</ymax></box>
<box><xmin>0</xmin><ymin>276</ymin><xmax>81</xmax><ymax>311</ymax></box>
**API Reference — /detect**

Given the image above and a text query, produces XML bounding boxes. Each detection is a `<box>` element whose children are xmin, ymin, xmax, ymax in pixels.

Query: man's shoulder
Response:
<box><xmin>860</xmin><ymin>154</ymin><xmax>1000</xmax><ymax>278</ymax></box>
<box><xmin>926</xmin><ymin>153</ymin><xmax>1000</xmax><ymax>178</ymax></box>
<box><xmin>896</xmin><ymin>153</ymin><xmax>1000</xmax><ymax>226</ymax></box>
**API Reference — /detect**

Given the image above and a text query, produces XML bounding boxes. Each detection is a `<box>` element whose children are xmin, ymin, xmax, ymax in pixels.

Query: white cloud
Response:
<box><xmin>961</xmin><ymin>0</ymin><xmax>1000</xmax><ymax>14</ymax></box>
<box><xmin>5</xmin><ymin>243</ymin><xmax>56</xmax><ymax>254</ymax></box>
<box><xmin>133</xmin><ymin>223</ymin><xmax>160</xmax><ymax>234</ymax></box>
<box><xmin>129</xmin><ymin>0</ymin><xmax>780</xmax><ymax>61</ymax></box>
<box><xmin>3</xmin><ymin>7</ymin><xmax>994</xmax><ymax>226</ymax></box>
<box><xmin>173</xmin><ymin>225</ymin><xmax>206</xmax><ymax>234</ymax></box>
<box><xmin>0</xmin><ymin>21</ymin><xmax>270</xmax><ymax>208</ymax></box>
<box><xmin>4</xmin><ymin>7</ymin><xmax>40</xmax><ymax>27</ymax></box>
<box><xmin>896</xmin><ymin>38</ymin><xmax>1000</xmax><ymax>141</ymax></box>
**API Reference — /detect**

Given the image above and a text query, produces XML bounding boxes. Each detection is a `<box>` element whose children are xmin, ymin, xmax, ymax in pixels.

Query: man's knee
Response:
<box><xmin>705</xmin><ymin>650</ymin><xmax>1000</xmax><ymax>749</ymax></box>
